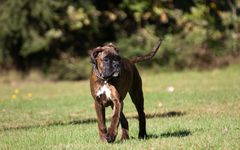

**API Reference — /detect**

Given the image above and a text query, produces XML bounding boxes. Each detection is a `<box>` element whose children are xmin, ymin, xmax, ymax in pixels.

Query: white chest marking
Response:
<box><xmin>97</xmin><ymin>84</ymin><xmax>112</xmax><ymax>99</ymax></box>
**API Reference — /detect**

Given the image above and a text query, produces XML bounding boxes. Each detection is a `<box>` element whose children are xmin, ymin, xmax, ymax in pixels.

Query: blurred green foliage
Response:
<box><xmin>0</xmin><ymin>0</ymin><xmax>239</xmax><ymax>79</ymax></box>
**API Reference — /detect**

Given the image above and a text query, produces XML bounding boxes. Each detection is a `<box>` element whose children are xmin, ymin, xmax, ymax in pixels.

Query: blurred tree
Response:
<box><xmin>0</xmin><ymin>0</ymin><xmax>239</xmax><ymax>79</ymax></box>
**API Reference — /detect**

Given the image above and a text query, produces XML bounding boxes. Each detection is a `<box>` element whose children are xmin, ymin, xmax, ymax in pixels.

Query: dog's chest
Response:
<box><xmin>96</xmin><ymin>83</ymin><xmax>112</xmax><ymax>100</ymax></box>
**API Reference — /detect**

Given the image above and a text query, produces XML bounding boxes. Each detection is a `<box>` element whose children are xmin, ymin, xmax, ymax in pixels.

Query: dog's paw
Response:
<box><xmin>138</xmin><ymin>132</ymin><xmax>147</xmax><ymax>139</ymax></box>
<box><xmin>106</xmin><ymin>132</ymin><xmax>116</xmax><ymax>143</ymax></box>
<box><xmin>121</xmin><ymin>129</ymin><xmax>129</xmax><ymax>140</ymax></box>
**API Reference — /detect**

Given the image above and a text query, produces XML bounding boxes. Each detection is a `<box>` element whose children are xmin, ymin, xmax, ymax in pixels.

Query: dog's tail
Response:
<box><xmin>130</xmin><ymin>39</ymin><xmax>163</xmax><ymax>64</ymax></box>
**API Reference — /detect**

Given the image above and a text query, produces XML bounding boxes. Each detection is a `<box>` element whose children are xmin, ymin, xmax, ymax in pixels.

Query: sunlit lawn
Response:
<box><xmin>0</xmin><ymin>65</ymin><xmax>240</xmax><ymax>149</ymax></box>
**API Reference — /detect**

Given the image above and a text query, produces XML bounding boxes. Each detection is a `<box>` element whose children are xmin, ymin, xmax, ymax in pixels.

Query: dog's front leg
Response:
<box><xmin>94</xmin><ymin>101</ymin><xmax>107</xmax><ymax>141</ymax></box>
<box><xmin>106</xmin><ymin>98</ymin><xmax>122</xmax><ymax>143</ymax></box>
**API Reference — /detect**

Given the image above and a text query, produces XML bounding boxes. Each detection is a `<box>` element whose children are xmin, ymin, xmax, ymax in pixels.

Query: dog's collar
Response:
<box><xmin>93</xmin><ymin>64</ymin><xmax>107</xmax><ymax>81</ymax></box>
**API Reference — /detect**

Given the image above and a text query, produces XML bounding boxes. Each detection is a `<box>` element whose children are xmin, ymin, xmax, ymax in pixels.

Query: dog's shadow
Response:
<box><xmin>147</xmin><ymin>129</ymin><xmax>191</xmax><ymax>139</ymax></box>
<box><xmin>1</xmin><ymin>111</ymin><xmax>187</xmax><ymax>132</ymax></box>
<box><xmin>143</xmin><ymin>111</ymin><xmax>191</xmax><ymax>140</ymax></box>
<box><xmin>113</xmin><ymin>111</ymin><xmax>190</xmax><ymax>144</ymax></box>
<box><xmin>113</xmin><ymin>129</ymin><xmax>191</xmax><ymax>144</ymax></box>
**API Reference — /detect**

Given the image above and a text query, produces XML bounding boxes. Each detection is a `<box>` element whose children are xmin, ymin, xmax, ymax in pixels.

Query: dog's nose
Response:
<box><xmin>113</xmin><ymin>64</ymin><xmax>119</xmax><ymax>68</ymax></box>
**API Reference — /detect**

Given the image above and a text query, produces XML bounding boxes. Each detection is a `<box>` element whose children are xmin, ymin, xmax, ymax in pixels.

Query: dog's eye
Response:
<box><xmin>115</xmin><ymin>56</ymin><xmax>121</xmax><ymax>61</ymax></box>
<box><xmin>103</xmin><ymin>57</ymin><xmax>109</xmax><ymax>62</ymax></box>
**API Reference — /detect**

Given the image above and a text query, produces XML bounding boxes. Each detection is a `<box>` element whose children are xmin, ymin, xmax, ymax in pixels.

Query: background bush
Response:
<box><xmin>0</xmin><ymin>0</ymin><xmax>239</xmax><ymax>80</ymax></box>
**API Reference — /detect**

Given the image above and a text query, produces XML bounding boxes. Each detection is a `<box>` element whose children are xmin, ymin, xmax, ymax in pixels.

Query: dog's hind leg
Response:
<box><xmin>129</xmin><ymin>68</ymin><xmax>147</xmax><ymax>139</ymax></box>
<box><xmin>120</xmin><ymin>111</ymin><xmax>129</xmax><ymax>140</ymax></box>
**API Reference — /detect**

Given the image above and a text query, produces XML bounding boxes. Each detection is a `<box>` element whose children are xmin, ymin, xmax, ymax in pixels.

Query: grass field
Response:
<box><xmin>0</xmin><ymin>65</ymin><xmax>240</xmax><ymax>150</ymax></box>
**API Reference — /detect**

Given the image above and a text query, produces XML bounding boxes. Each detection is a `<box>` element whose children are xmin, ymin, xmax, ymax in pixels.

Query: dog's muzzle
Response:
<box><xmin>102</xmin><ymin>67</ymin><xmax>121</xmax><ymax>79</ymax></box>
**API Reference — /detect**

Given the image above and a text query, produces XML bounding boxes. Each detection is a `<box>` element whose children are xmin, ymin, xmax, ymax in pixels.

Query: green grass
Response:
<box><xmin>0</xmin><ymin>65</ymin><xmax>240</xmax><ymax>150</ymax></box>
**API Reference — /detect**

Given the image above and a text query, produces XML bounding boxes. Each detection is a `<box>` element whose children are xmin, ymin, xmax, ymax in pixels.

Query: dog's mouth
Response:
<box><xmin>112</xmin><ymin>71</ymin><xmax>120</xmax><ymax>77</ymax></box>
<box><xmin>102</xmin><ymin>70</ymin><xmax>120</xmax><ymax>79</ymax></box>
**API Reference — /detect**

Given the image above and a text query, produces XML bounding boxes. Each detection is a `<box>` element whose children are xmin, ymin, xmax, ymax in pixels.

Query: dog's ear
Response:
<box><xmin>108</xmin><ymin>43</ymin><xmax>119</xmax><ymax>53</ymax></box>
<box><xmin>89</xmin><ymin>47</ymin><xmax>102</xmax><ymax>64</ymax></box>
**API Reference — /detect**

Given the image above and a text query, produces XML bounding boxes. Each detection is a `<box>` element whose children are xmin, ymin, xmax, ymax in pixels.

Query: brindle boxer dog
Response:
<box><xmin>90</xmin><ymin>39</ymin><xmax>162</xmax><ymax>143</ymax></box>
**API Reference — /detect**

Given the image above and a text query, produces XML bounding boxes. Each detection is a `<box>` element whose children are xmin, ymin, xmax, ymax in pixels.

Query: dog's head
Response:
<box><xmin>90</xmin><ymin>43</ymin><xmax>121</xmax><ymax>79</ymax></box>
